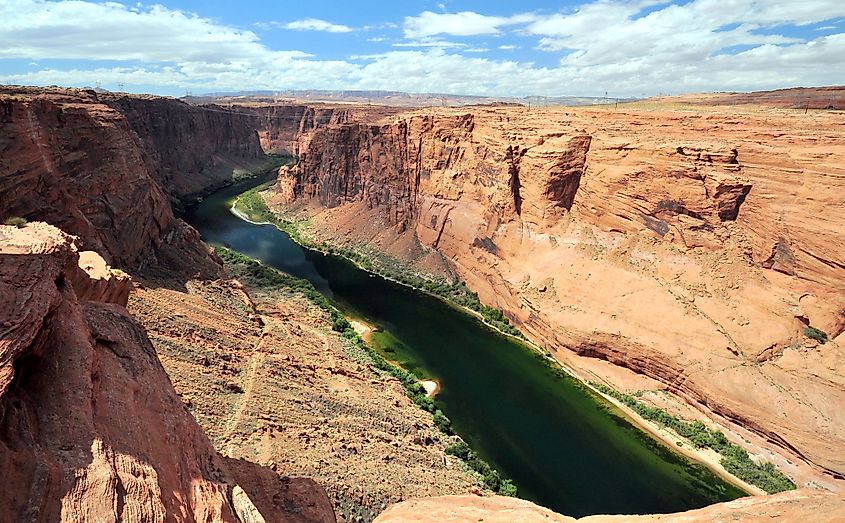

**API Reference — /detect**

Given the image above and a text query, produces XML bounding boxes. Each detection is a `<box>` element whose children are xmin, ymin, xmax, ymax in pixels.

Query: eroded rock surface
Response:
<box><xmin>0</xmin><ymin>223</ymin><xmax>335</xmax><ymax>523</ymax></box>
<box><xmin>374</xmin><ymin>489</ymin><xmax>845</xmax><ymax>523</ymax></box>
<box><xmin>129</xmin><ymin>273</ymin><xmax>478</xmax><ymax>523</ymax></box>
<box><xmin>0</xmin><ymin>86</ymin><xmax>267</xmax><ymax>269</ymax></box>
<box><xmin>271</xmin><ymin>102</ymin><xmax>845</xmax><ymax>488</ymax></box>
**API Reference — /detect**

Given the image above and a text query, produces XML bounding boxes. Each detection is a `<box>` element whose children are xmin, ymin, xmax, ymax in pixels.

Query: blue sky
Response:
<box><xmin>1</xmin><ymin>0</ymin><xmax>843</xmax><ymax>97</ymax></box>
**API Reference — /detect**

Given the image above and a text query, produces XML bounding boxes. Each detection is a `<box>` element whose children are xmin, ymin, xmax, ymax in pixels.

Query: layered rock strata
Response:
<box><xmin>0</xmin><ymin>86</ymin><xmax>267</xmax><ymax>269</ymax></box>
<box><xmin>273</xmin><ymin>103</ymin><xmax>845</xmax><ymax>487</ymax></box>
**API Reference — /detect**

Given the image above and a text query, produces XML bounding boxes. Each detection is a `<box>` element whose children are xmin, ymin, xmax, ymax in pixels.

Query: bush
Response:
<box><xmin>445</xmin><ymin>441</ymin><xmax>472</xmax><ymax>460</ymax></box>
<box><xmin>3</xmin><ymin>216</ymin><xmax>27</xmax><ymax>228</ymax></box>
<box><xmin>804</xmin><ymin>326</ymin><xmax>828</xmax><ymax>344</ymax></box>
<box><xmin>432</xmin><ymin>410</ymin><xmax>453</xmax><ymax>434</ymax></box>
<box><xmin>499</xmin><ymin>479</ymin><xmax>518</xmax><ymax>497</ymax></box>
<box><xmin>590</xmin><ymin>381</ymin><xmax>795</xmax><ymax>494</ymax></box>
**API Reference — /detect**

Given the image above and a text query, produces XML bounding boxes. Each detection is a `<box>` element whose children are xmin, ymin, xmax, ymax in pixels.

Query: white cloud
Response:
<box><xmin>403</xmin><ymin>11</ymin><xmax>537</xmax><ymax>38</ymax></box>
<box><xmin>1</xmin><ymin>0</ymin><xmax>844</xmax><ymax>98</ymax></box>
<box><xmin>393</xmin><ymin>39</ymin><xmax>469</xmax><ymax>49</ymax></box>
<box><xmin>284</xmin><ymin>18</ymin><xmax>353</xmax><ymax>33</ymax></box>
<box><xmin>0</xmin><ymin>0</ymin><xmax>309</xmax><ymax>63</ymax></box>
<box><xmin>498</xmin><ymin>45</ymin><xmax>519</xmax><ymax>50</ymax></box>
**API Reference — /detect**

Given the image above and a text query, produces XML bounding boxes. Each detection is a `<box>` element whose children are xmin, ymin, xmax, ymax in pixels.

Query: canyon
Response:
<box><xmin>265</xmin><ymin>97</ymin><xmax>845</xmax><ymax>495</ymax></box>
<box><xmin>1</xmin><ymin>84</ymin><xmax>844</xmax><ymax>521</ymax></box>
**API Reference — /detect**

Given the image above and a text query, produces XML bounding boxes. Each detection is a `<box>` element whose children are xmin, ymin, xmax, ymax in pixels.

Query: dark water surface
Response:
<box><xmin>185</xmin><ymin>175</ymin><xmax>745</xmax><ymax>517</ymax></box>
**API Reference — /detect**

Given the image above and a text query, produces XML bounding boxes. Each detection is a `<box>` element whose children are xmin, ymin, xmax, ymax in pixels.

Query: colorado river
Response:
<box><xmin>185</xmin><ymin>173</ymin><xmax>745</xmax><ymax>517</ymax></box>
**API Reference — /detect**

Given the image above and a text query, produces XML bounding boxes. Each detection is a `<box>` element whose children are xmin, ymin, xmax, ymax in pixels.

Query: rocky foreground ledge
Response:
<box><xmin>374</xmin><ymin>490</ymin><xmax>845</xmax><ymax>523</ymax></box>
<box><xmin>0</xmin><ymin>223</ymin><xmax>334</xmax><ymax>523</ymax></box>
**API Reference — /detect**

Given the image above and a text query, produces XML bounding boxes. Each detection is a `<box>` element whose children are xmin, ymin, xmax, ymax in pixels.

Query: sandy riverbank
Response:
<box><xmin>595</xmin><ymin>390</ymin><xmax>765</xmax><ymax>496</ymax></box>
<box><xmin>421</xmin><ymin>380</ymin><xmax>440</xmax><ymax>398</ymax></box>
<box><xmin>349</xmin><ymin>319</ymin><xmax>374</xmax><ymax>342</ymax></box>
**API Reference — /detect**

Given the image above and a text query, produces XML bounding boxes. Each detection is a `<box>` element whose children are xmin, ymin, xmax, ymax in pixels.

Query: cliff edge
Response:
<box><xmin>0</xmin><ymin>222</ymin><xmax>335</xmax><ymax>523</ymax></box>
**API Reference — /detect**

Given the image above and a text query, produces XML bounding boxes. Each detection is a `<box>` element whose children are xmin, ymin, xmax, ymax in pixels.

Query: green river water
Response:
<box><xmin>185</xmin><ymin>175</ymin><xmax>745</xmax><ymax>517</ymax></box>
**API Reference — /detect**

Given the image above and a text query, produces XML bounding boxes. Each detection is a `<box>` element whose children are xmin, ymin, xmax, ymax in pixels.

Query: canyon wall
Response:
<box><xmin>274</xmin><ymin>104</ymin><xmax>845</xmax><ymax>486</ymax></box>
<box><xmin>0</xmin><ymin>87</ymin><xmax>268</xmax><ymax>269</ymax></box>
<box><xmin>234</xmin><ymin>104</ymin><xmax>402</xmax><ymax>156</ymax></box>
<box><xmin>0</xmin><ymin>223</ymin><xmax>335</xmax><ymax>523</ymax></box>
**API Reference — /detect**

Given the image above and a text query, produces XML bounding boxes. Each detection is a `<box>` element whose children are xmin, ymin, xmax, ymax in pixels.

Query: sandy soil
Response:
<box><xmin>349</xmin><ymin>319</ymin><xmax>375</xmax><ymax>342</ymax></box>
<box><xmin>421</xmin><ymin>380</ymin><xmax>440</xmax><ymax>398</ymax></box>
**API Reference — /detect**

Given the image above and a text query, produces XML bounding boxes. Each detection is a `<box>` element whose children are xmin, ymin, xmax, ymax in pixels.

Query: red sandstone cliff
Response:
<box><xmin>0</xmin><ymin>86</ymin><xmax>268</xmax><ymax>269</ymax></box>
<box><xmin>223</xmin><ymin>103</ymin><xmax>402</xmax><ymax>156</ymax></box>
<box><xmin>273</xmin><ymin>103</ymin><xmax>845</xmax><ymax>489</ymax></box>
<box><xmin>0</xmin><ymin>222</ymin><xmax>335</xmax><ymax>522</ymax></box>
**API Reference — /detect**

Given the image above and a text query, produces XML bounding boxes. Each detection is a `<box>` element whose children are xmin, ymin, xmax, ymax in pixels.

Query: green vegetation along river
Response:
<box><xmin>184</xmin><ymin>174</ymin><xmax>745</xmax><ymax>517</ymax></box>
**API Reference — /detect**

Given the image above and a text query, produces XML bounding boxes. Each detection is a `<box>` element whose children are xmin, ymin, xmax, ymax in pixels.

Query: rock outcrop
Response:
<box><xmin>0</xmin><ymin>86</ymin><xmax>268</xmax><ymax>269</ymax></box>
<box><xmin>0</xmin><ymin>223</ymin><xmax>335</xmax><ymax>523</ymax></box>
<box><xmin>272</xmin><ymin>103</ymin><xmax>845</xmax><ymax>488</ymax></box>
<box><xmin>374</xmin><ymin>490</ymin><xmax>845</xmax><ymax>523</ymax></box>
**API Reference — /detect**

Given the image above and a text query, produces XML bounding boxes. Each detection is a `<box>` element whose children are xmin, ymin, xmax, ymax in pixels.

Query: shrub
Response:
<box><xmin>445</xmin><ymin>441</ymin><xmax>472</xmax><ymax>460</ymax></box>
<box><xmin>804</xmin><ymin>326</ymin><xmax>828</xmax><ymax>344</ymax></box>
<box><xmin>499</xmin><ymin>479</ymin><xmax>518</xmax><ymax>497</ymax></box>
<box><xmin>589</xmin><ymin>381</ymin><xmax>795</xmax><ymax>494</ymax></box>
<box><xmin>432</xmin><ymin>410</ymin><xmax>453</xmax><ymax>434</ymax></box>
<box><xmin>3</xmin><ymin>216</ymin><xmax>27</xmax><ymax>228</ymax></box>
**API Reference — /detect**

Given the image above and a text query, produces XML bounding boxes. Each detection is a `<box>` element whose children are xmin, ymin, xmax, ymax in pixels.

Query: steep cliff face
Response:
<box><xmin>0</xmin><ymin>223</ymin><xmax>335</xmax><ymax>523</ymax></box>
<box><xmin>241</xmin><ymin>105</ymin><xmax>352</xmax><ymax>155</ymax></box>
<box><xmin>218</xmin><ymin>104</ymin><xmax>402</xmax><ymax>156</ymax></box>
<box><xmin>0</xmin><ymin>86</ymin><xmax>266</xmax><ymax>269</ymax></box>
<box><xmin>278</xmin><ymin>113</ymin><xmax>590</xmax><ymax>233</ymax></box>
<box><xmin>273</xmin><ymin>104</ymin><xmax>845</xmax><ymax>487</ymax></box>
<box><xmin>106</xmin><ymin>97</ymin><xmax>267</xmax><ymax>200</ymax></box>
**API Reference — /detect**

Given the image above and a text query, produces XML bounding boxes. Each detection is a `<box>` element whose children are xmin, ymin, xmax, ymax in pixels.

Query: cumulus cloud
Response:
<box><xmin>283</xmin><ymin>18</ymin><xmax>353</xmax><ymax>33</ymax></box>
<box><xmin>0</xmin><ymin>0</ymin><xmax>313</xmax><ymax>63</ymax></box>
<box><xmin>1</xmin><ymin>0</ymin><xmax>844</xmax><ymax>97</ymax></box>
<box><xmin>393</xmin><ymin>39</ymin><xmax>469</xmax><ymax>49</ymax></box>
<box><xmin>403</xmin><ymin>11</ymin><xmax>537</xmax><ymax>38</ymax></box>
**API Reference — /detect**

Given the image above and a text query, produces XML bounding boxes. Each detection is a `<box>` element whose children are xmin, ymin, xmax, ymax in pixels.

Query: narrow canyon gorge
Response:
<box><xmin>1</xmin><ymin>85</ymin><xmax>844</xmax><ymax>522</ymax></box>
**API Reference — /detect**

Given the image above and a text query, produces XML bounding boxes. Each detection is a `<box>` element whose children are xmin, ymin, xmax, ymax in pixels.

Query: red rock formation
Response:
<box><xmin>273</xmin><ymin>103</ymin><xmax>845</xmax><ymax>489</ymax></box>
<box><xmin>374</xmin><ymin>490</ymin><xmax>845</xmax><ymax>523</ymax></box>
<box><xmin>221</xmin><ymin>104</ymin><xmax>402</xmax><ymax>156</ymax></box>
<box><xmin>0</xmin><ymin>86</ymin><xmax>266</xmax><ymax>269</ymax></box>
<box><xmin>0</xmin><ymin>223</ymin><xmax>335</xmax><ymax>523</ymax></box>
<box><xmin>665</xmin><ymin>85</ymin><xmax>845</xmax><ymax>110</ymax></box>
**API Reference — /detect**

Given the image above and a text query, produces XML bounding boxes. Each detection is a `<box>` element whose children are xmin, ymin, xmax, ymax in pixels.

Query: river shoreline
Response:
<box><xmin>229</xmin><ymin>193</ymin><xmax>762</xmax><ymax>498</ymax></box>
